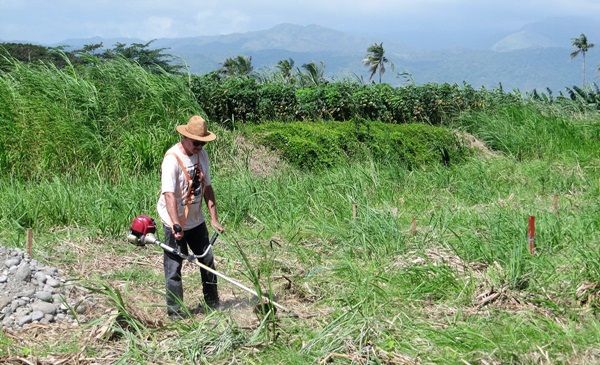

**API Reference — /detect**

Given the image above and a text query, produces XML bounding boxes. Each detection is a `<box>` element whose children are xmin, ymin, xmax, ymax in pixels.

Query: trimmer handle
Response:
<box><xmin>209</xmin><ymin>232</ymin><xmax>219</xmax><ymax>245</ymax></box>
<box><xmin>192</xmin><ymin>232</ymin><xmax>219</xmax><ymax>260</ymax></box>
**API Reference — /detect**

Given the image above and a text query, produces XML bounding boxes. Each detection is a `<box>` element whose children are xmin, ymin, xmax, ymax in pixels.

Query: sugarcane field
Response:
<box><xmin>1</xmin><ymin>8</ymin><xmax>600</xmax><ymax>364</ymax></box>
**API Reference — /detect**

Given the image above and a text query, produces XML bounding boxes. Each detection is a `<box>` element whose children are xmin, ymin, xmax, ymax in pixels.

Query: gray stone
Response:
<box><xmin>75</xmin><ymin>301</ymin><xmax>87</xmax><ymax>314</ymax></box>
<box><xmin>16</xmin><ymin>314</ymin><xmax>32</xmax><ymax>326</ymax></box>
<box><xmin>35</xmin><ymin>291</ymin><xmax>53</xmax><ymax>302</ymax></box>
<box><xmin>53</xmin><ymin>294</ymin><xmax>65</xmax><ymax>304</ymax></box>
<box><xmin>46</xmin><ymin>277</ymin><xmax>60</xmax><ymax>287</ymax></box>
<box><xmin>31</xmin><ymin>310</ymin><xmax>44</xmax><ymax>322</ymax></box>
<box><xmin>2</xmin><ymin>316</ymin><xmax>13</xmax><ymax>327</ymax></box>
<box><xmin>31</xmin><ymin>301</ymin><xmax>57</xmax><ymax>315</ymax></box>
<box><xmin>0</xmin><ymin>296</ymin><xmax>10</xmax><ymax>310</ymax></box>
<box><xmin>14</xmin><ymin>307</ymin><xmax>31</xmax><ymax>317</ymax></box>
<box><xmin>43</xmin><ymin>284</ymin><xmax>55</xmax><ymax>293</ymax></box>
<box><xmin>18</xmin><ymin>288</ymin><xmax>36</xmax><ymax>298</ymax></box>
<box><xmin>0</xmin><ymin>245</ymin><xmax>97</xmax><ymax>329</ymax></box>
<box><xmin>34</xmin><ymin>271</ymin><xmax>46</xmax><ymax>283</ymax></box>
<box><xmin>11</xmin><ymin>299</ymin><xmax>26</xmax><ymax>311</ymax></box>
<box><xmin>14</xmin><ymin>265</ymin><xmax>31</xmax><ymax>282</ymax></box>
<box><xmin>4</xmin><ymin>258</ymin><xmax>21</xmax><ymax>268</ymax></box>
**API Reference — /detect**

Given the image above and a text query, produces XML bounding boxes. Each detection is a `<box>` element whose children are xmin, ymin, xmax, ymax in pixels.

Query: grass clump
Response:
<box><xmin>245</xmin><ymin>120</ymin><xmax>469</xmax><ymax>170</ymax></box>
<box><xmin>453</xmin><ymin>104</ymin><xmax>600</xmax><ymax>161</ymax></box>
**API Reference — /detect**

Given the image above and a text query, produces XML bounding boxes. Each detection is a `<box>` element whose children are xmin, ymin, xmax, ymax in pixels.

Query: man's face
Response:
<box><xmin>183</xmin><ymin>137</ymin><xmax>205</xmax><ymax>154</ymax></box>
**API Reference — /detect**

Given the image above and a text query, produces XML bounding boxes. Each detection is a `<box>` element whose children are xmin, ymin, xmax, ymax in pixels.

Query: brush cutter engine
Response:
<box><xmin>128</xmin><ymin>215</ymin><xmax>157</xmax><ymax>246</ymax></box>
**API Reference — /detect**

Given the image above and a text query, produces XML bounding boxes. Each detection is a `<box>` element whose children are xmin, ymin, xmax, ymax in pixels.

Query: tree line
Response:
<box><xmin>2</xmin><ymin>35</ymin><xmax>596</xmax><ymax>88</ymax></box>
<box><xmin>0</xmin><ymin>41</ymin><xmax>181</xmax><ymax>74</ymax></box>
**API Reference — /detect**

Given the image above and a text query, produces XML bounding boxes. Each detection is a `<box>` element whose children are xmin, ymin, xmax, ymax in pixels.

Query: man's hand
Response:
<box><xmin>173</xmin><ymin>224</ymin><xmax>184</xmax><ymax>241</ymax></box>
<box><xmin>211</xmin><ymin>219</ymin><xmax>225</xmax><ymax>233</ymax></box>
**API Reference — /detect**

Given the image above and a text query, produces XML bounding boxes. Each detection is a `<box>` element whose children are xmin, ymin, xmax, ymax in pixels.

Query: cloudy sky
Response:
<box><xmin>2</xmin><ymin>0</ymin><xmax>600</xmax><ymax>47</ymax></box>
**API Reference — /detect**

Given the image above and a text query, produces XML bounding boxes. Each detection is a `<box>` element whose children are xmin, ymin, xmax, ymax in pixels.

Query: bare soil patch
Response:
<box><xmin>391</xmin><ymin>246</ymin><xmax>487</xmax><ymax>277</ymax></box>
<box><xmin>233</xmin><ymin>135</ymin><xmax>286</xmax><ymax>177</ymax></box>
<box><xmin>456</xmin><ymin>131</ymin><xmax>499</xmax><ymax>158</ymax></box>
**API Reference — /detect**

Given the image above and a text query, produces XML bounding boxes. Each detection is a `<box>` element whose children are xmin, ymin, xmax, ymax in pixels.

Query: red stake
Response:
<box><xmin>528</xmin><ymin>216</ymin><xmax>535</xmax><ymax>255</ymax></box>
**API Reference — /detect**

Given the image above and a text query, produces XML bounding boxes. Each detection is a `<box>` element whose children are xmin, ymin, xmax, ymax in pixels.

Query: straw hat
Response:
<box><xmin>176</xmin><ymin>115</ymin><xmax>217</xmax><ymax>142</ymax></box>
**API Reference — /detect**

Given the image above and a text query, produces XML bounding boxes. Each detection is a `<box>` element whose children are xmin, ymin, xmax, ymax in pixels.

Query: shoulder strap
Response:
<box><xmin>165</xmin><ymin>151</ymin><xmax>202</xmax><ymax>229</ymax></box>
<box><xmin>166</xmin><ymin>152</ymin><xmax>192</xmax><ymax>228</ymax></box>
<box><xmin>166</xmin><ymin>152</ymin><xmax>192</xmax><ymax>182</ymax></box>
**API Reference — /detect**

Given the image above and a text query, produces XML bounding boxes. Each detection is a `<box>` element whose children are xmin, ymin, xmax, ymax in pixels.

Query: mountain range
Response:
<box><xmin>53</xmin><ymin>17</ymin><xmax>600</xmax><ymax>92</ymax></box>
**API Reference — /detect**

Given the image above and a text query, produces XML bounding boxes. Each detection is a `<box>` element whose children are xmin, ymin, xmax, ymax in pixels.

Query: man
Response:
<box><xmin>157</xmin><ymin>115</ymin><xmax>225</xmax><ymax>318</ymax></box>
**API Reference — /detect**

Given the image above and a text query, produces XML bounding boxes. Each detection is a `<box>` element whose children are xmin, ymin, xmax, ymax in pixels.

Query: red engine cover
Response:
<box><xmin>130</xmin><ymin>215</ymin><xmax>156</xmax><ymax>236</ymax></box>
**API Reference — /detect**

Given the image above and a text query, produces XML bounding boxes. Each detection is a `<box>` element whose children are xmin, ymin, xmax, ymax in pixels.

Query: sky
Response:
<box><xmin>2</xmin><ymin>0</ymin><xmax>600</xmax><ymax>48</ymax></box>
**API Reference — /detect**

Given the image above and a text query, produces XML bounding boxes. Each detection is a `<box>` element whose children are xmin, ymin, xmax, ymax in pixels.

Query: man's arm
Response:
<box><xmin>204</xmin><ymin>185</ymin><xmax>224</xmax><ymax>233</ymax></box>
<box><xmin>164</xmin><ymin>192</ymin><xmax>184</xmax><ymax>240</ymax></box>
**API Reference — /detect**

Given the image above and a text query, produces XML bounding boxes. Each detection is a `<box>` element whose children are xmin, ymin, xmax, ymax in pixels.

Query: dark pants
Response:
<box><xmin>163</xmin><ymin>222</ymin><xmax>219</xmax><ymax>315</ymax></box>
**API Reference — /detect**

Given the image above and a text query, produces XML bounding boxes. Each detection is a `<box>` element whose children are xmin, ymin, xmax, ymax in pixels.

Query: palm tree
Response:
<box><xmin>570</xmin><ymin>33</ymin><xmax>594</xmax><ymax>87</ymax></box>
<box><xmin>363</xmin><ymin>42</ymin><xmax>390</xmax><ymax>83</ymax></box>
<box><xmin>299</xmin><ymin>61</ymin><xmax>325</xmax><ymax>86</ymax></box>
<box><xmin>220</xmin><ymin>55</ymin><xmax>253</xmax><ymax>77</ymax></box>
<box><xmin>276</xmin><ymin>58</ymin><xmax>295</xmax><ymax>83</ymax></box>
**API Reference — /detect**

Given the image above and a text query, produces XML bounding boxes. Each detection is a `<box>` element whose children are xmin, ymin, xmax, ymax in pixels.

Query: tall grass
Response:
<box><xmin>1</xmin><ymin>59</ymin><xmax>599</xmax><ymax>363</ymax></box>
<box><xmin>0</xmin><ymin>57</ymin><xmax>199</xmax><ymax>180</ymax></box>
<box><xmin>452</xmin><ymin>103</ymin><xmax>600</xmax><ymax>161</ymax></box>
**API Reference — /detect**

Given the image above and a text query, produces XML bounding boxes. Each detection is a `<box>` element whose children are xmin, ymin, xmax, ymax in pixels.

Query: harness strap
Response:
<box><xmin>166</xmin><ymin>152</ymin><xmax>193</xmax><ymax>205</ymax></box>
<box><xmin>165</xmin><ymin>150</ymin><xmax>205</xmax><ymax>229</ymax></box>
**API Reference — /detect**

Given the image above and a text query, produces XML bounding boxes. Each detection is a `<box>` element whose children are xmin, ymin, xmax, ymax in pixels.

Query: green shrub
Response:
<box><xmin>321</xmin><ymin>83</ymin><xmax>358</xmax><ymax>121</ymax></box>
<box><xmin>245</xmin><ymin>121</ymin><xmax>468</xmax><ymax>170</ymax></box>
<box><xmin>257</xmin><ymin>83</ymin><xmax>298</xmax><ymax>121</ymax></box>
<box><xmin>369</xmin><ymin>123</ymin><xmax>466</xmax><ymax>168</ymax></box>
<box><xmin>191</xmin><ymin>76</ymin><xmax>523</xmax><ymax>125</ymax></box>
<box><xmin>295</xmin><ymin>87</ymin><xmax>327</xmax><ymax>120</ymax></box>
<box><xmin>192</xmin><ymin>73</ymin><xmax>260</xmax><ymax>126</ymax></box>
<box><xmin>351</xmin><ymin>84</ymin><xmax>394</xmax><ymax>122</ymax></box>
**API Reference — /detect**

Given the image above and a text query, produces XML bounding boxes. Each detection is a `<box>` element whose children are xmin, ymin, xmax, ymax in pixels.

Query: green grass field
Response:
<box><xmin>0</xmin><ymin>59</ymin><xmax>598</xmax><ymax>364</ymax></box>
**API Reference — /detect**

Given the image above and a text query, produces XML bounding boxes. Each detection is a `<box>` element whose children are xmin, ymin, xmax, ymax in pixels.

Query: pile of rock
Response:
<box><xmin>0</xmin><ymin>246</ymin><xmax>91</xmax><ymax>330</ymax></box>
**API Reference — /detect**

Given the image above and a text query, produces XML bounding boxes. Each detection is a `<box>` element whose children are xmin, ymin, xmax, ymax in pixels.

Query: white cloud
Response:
<box><xmin>143</xmin><ymin>16</ymin><xmax>176</xmax><ymax>38</ymax></box>
<box><xmin>192</xmin><ymin>9</ymin><xmax>251</xmax><ymax>35</ymax></box>
<box><xmin>1</xmin><ymin>0</ymin><xmax>600</xmax><ymax>44</ymax></box>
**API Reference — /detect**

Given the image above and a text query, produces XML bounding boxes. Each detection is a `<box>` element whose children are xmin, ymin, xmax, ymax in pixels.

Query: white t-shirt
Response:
<box><xmin>156</xmin><ymin>144</ymin><xmax>212</xmax><ymax>230</ymax></box>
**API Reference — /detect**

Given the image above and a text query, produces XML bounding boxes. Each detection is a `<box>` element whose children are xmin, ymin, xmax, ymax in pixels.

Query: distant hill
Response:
<box><xmin>492</xmin><ymin>17</ymin><xmax>600</xmax><ymax>52</ymax></box>
<box><xmin>50</xmin><ymin>20</ymin><xmax>600</xmax><ymax>91</ymax></box>
<box><xmin>402</xmin><ymin>47</ymin><xmax>600</xmax><ymax>92</ymax></box>
<box><xmin>148</xmin><ymin>23</ymin><xmax>399</xmax><ymax>76</ymax></box>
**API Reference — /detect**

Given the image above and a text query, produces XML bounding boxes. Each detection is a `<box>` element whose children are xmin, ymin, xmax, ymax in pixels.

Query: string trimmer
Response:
<box><xmin>127</xmin><ymin>215</ymin><xmax>292</xmax><ymax>315</ymax></box>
